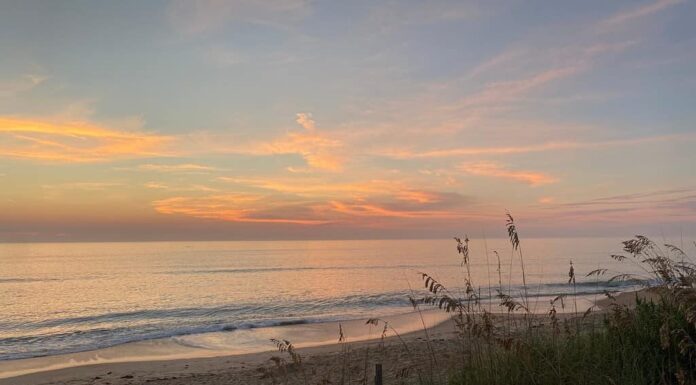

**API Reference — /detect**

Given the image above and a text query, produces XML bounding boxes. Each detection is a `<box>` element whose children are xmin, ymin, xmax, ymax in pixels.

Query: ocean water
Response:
<box><xmin>0</xmin><ymin>238</ymin><xmax>644</xmax><ymax>363</ymax></box>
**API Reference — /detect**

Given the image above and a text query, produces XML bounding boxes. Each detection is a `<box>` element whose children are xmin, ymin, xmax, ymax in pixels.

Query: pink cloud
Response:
<box><xmin>461</xmin><ymin>161</ymin><xmax>557</xmax><ymax>186</ymax></box>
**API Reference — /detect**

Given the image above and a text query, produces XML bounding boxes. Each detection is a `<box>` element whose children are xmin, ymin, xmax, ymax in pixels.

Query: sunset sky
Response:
<box><xmin>1</xmin><ymin>0</ymin><xmax>695</xmax><ymax>241</ymax></box>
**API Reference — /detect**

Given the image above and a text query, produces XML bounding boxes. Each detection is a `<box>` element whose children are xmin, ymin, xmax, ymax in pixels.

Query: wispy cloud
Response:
<box><xmin>451</xmin><ymin>66</ymin><xmax>582</xmax><ymax>110</ymax></box>
<box><xmin>167</xmin><ymin>0</ymin><xmax>311</xmax><ymax>34</ymax></box>
<box><xmin>145</xmin><ymin>182</ymin><xmax>219</xmax><ymax>192</ymax></box>
<box><xmin>185</xmin><ymin>113</ymin><xmax>345</xmax><ymax>171</ymax></box>
<box><xmin>134</xmin><ymin>163</ymin><xmax>216</xmax><ymax>173</ymax></box>
<box><xmin>205</xmin><ymin>113</ymin><xmax>345</xmax><ymax>172</ymax></box>
<box><xmin>252</xmin><ymin>112</ymin><xmax>343</xmax><ymax>171</ymax></box>
<box><xmin>364</xmin><ymin>1</ymin><xmax>484</xmax><ymax>34</ymax></box>
<box><xmin>0</xmin><ymin>73</ymin><xmax>48</xmax><ymax>97</ymax></box>
<box><xmin>145</xmin><ymin>182</ymin><xmax>169</xmax><ymax>189</ymax></box>
<box><xmin>599</xmin><ymin>0</ymin><xmax>683</xmax><ymax>30</ymax></box>
<box><xmin>466</xmin><ymin>49</ymin><xmax>525</xmax><ymax>80</ymax></box>
<box><xmin>153</xmin><ymin>193</ymin><xmax>329</xmax><ymax>225</ymax></box>
<box><xmin>262</xmin><ymin>133</ymin><xmax>342</xmax><ymax>171</ymax></box>
<box><xmin>0</xmin><ymin>117</ymin><xmax>170</xmax><ymax>162</ymax></box>
<box><xmin>449</xmin><ymin>40</ymin><xmax>636</xmax><ymax>113</ymax></box>
<box><xmin>538</xmin><ymin>196</ymin><xmax>555</xmax><ymax>204</ymax></box>
<box><xmin>383</xmin><ymin>132</ymin><xmax>696</xmax><ymax>159</ymax></box>
<box><xmin>41</xmin><ymin>182</ymin><xmax>123</xmax><ymax>191</ymax></box>
<box><xmin>295</xmin><ymin>112</ymin><xmax>315</xmax><ymax>130</ymax></box>
<box><xmin>217</xmin><ymin>176</ymin><xmax>398</xmax><ymax>198</ymax></box>
<box><xmin>460</xmin><ymin>161</ymin><xmax>557</xmax><ymax>186</ymax></box>
<box><xmin>535</xmin><ymin>188</ymin><xmax>696</xmax><ymax>223</ymax></box>
<box><xmin>326</xmin><ymin>200</ymin><xmax>459</xmax><ymax>219</ymax></box>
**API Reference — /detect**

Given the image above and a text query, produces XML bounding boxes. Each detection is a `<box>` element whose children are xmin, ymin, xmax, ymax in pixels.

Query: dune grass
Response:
<box><xmin>449</xmin><ymin>297</ymin><xmax>696</xmax><ymax>385</ymax></box>
<box><xmin>432</xmin><ymin>218</ymin><xmax>696</xmax><ymax>385</ymax></box>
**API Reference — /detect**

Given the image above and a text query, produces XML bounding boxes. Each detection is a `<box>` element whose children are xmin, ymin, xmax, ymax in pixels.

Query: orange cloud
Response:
<box><xmin>262</xmin><ymin>130</ymin><xmax>343</xmax><ymax>171</ymax></box>
<box><xmin>135</xmin><ymin>163</ymin><xmax>215</xmax><ymax>172</ymax></box>
<box><xmin>395</xmin><ymin>190</ymin><xmax>443</xmax><ymax>204</ymax></box>
<box><xmin>0</xmin><ymin>117</ymin><xmax>170</xmax><ymax>162</ymax></box>
<box><xmin>192</xmin><ymin>113</ymin><xmax>343</xmax><ymax>171</ymax></box>
<box><xmin>257</xmin><ymin>113</ymin><xmax>343</xmax><ymax>171</ymax></box>
<box><xmin>152</xmin><ymin>194</ymin><xmax>329</xmax><ymax>225</ymax></box>
<box><xmin>538</xmin><ymin>196</ymin><xmax>555</xmax><ymax>204</ymax></box>
<box><xmin>151</xmin><ymin>178</ymin><xmax>475</xmax><ymax>226</ymax></box>
<box><xmin>295</xmin><ymin>112</ymin><xmax>315</xmax><ymax>130</ymax></box>
<box><xmin>461</xmin><ymin>161</ymin><xmax>557</xmax><ymax>186</ymax></box>
<box><xmin>218</xmin><ymin>177</ymin><xmax>415</xmax><ymax>201</ymax></box>
<box><xmin>385</xmin><ymin>133</ymin><xmax>696</xmax><ymax>159</ymax></box>
<box><xmin>327</xmin><ymin>200</ymin><xmax>460</xmax><ymax>219</ymax></box>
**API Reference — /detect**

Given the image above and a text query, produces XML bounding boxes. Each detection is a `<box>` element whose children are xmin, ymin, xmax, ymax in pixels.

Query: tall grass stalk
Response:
<box><xmin>482</xmin><ymin>228</ymin><xmax>493</xmax><ymax>313</ymax></box>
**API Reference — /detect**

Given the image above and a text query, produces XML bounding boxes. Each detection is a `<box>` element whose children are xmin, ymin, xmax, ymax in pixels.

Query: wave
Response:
<box><xmin>158</xmin><ymin>263</ymin><xmax>461</xmax><ymax>276</ymax></box>
<box><xmin>0</xmin><ymin>279</ymin><xmax>645</xmax><ymax>361</ymax></box>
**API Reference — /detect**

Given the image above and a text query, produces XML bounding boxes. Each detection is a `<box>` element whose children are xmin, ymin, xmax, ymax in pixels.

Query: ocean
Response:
<box><xmin>0</xmin><ymin>238</ymin><xmax>645</xmax><ymax>364</ymax></box>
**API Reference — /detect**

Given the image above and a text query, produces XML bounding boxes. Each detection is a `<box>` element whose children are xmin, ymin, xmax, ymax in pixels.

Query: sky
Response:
<box><xmin>1</xmin><ymin>0</ymin><xmax>695</xmax><ymax>242</ymax></box>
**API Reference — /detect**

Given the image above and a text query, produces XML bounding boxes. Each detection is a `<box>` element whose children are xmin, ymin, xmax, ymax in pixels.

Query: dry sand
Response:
<box><xmin>595</xmin><ymin>286</ymin><xmax>662</xmax><ymax>310</ymax></box>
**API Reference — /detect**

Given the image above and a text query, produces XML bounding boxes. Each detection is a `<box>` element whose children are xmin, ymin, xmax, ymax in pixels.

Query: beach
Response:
<box><xmin>2</xmin><ymin>289</ymin><xmax>648</xmax><ymax>385</ymax></box>
<box><xmin>2</xmin><ymin>311</ymin><xmax>460</xmax><ymax>385</ymax></box>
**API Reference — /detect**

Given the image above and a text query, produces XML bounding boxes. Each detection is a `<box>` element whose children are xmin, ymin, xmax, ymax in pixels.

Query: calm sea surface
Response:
<box><xmin>0</xmin><ymin>238</ymin><xmax>645</xmax><ymax>361</ymax></box>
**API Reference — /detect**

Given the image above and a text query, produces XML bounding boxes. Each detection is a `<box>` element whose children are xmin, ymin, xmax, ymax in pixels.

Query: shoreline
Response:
<box><xmin>1</xmin><ymin>317</ymin><xmax>460</xmax><ymax>385</ymax></box>
<box><xmin>0</xmin><ymin>309</ymin><xmax>453</xmax><ymax>384</ymax></box>
<box><xmin>1</xmin><ymin>289</ymin><xmax>652</xmax><ymax>385</ymax></box>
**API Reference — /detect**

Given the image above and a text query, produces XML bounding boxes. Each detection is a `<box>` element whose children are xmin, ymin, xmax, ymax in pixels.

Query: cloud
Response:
<box><xmin>262</xmin><ymin>132</ymin><xmax>342</xmax><ymax>171</ymax></box>
<box><xmin>599</xmin><ymin>0</ymin><xmax>682</xmax><ymax>30</ymax></box>
<box><xmin>535</xmin><ymin>188</ymin><xmax>696</xmax><ymax>223</ymax></box>
<box><xmin>152</xmin><ymin>194</ymin><xmax>329</xmax><ymax>225</ymax></box>
<box><xmin>255</xmin><ymin>112</ymin><xmax>343</xmax><ymax>170</ymax></box>
<box><xmin>455</xmin><ymin>66</ymin><xmax>582</xmax><ymax>109</ymax></box>
<box><xmin>188</xmin><ymin>113</ymin><xmax>345</xmax><ymax>171</ymax></box>
<box><xmin>295</xmin><ymin>112</ymin><xmax>315</xmax><ymax>130</ymax></box>
<box><xmin>444</xmin><ymin>40</ymin><xmax>636</xmax><ymax>112</ymax></box>
<box><xmin>286</xmin><ymin>166</ymin><xmax>312</xmax><ymax>173</ymax></box>
<box><xmin>167</xmin><ymin>0</ymin><xmax>311</xmax><ymax>34</ymax></box>
<box><xmin>145</xmin><ymin>182</ymin><xmax>219</xmax><ymax>192</ymax></box>
<box><xmin>41</xmin><ymin>182</ymin><xmax>122</xmax><ymax>191</ymax></box>
<box><xmin>0</xmin><ymin>73</ymin><xmax>48</xmax><ymax>97</ymax></box>
<box><xmin>152</xmin><ymin>188</ymin><xmax>473</xmax><ymax>225</ymax></box>
<box><xmin>461</xmin><ymin>161</ymin><xmax>557</xmax><ymax>186</ymax></box>
<box><xmin>134</xmin><ymin>163</ymin><xmax>216</xmax><ymax>173</ymax></box>
<box><xmin>384</xmin><ymin>132</ymin><xmax>696</xmax><ymax>159</ymax></box>
<box><xmin>153</xmin><ymin>172</ymin><xmax>474</xmax><ymax>226</ymax></box>
<box><xmin>396</xmin><ymin>190</ymin><xmax>445</xmax><ymax>204</ymax></box>
<box><xmin>218</xmin><ymin>177</ymin><xmax>399</xmax><ymax>199</ymax></box>
<box><xmin>538</xmin><ymin>196</ymin><xmax>555</xmax><ymax>204</ymax></box>
<box><xmin>552</xmin><ymin>188</ymin><xmax>696</xmax><ymax>209</ymax></box>
<box><xmin>326</xmin><ymin>200</ymin><xmax>456</xmax><ymax>219</ymax></box>
<box><xmin>364</xmin><ymin>1</ymin><xmax>483</xmax><ymax>34</ymax></box>
<box><xmin>466</xmin><ymin>49</ymin><xmax>525</xmax><ymax>80</ymax></box>
<box><xmin>0</xmin><ymin>117</ymin><xmax>171</xmax><ymax>162</ymax></box>
<box><xmin>145</xmin><ymin>182</ymin><xmax>169</xmax><ymax>189</ymax></box>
